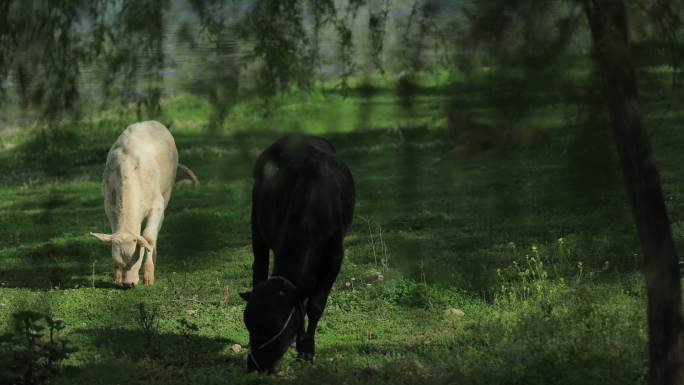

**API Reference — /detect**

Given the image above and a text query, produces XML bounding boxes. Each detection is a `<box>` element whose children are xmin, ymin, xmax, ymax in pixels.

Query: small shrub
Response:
<box><xmin>0</xmin><ymin>311</ymin><xmax>75</xmax><ymax>385</ymax></box>
<box><xmin>136</xmin><ymin>303</ymin><xmax>161</xmax><ymax>354</ymax></box>
<box><xmin>496</xmin><ymin>254</ymin><xmax>557</xmax><ymax>303</ymax></box>
<box><xmin>359</xmin><ymin>216</ymin><xmax>390</xmax><ymax>271</ymax></box>
<box><xmin>370</xmin><ymin>278</ymin><xmax>452</xmax><ymax>310</ymax></box>
<box><xmin>397</xmin><ymin>282</ymin><xmax>434</xmax><ymax>309</ymax></box>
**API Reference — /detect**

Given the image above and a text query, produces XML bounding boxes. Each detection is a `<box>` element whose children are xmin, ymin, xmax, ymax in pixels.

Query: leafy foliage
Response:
<box><xmin>0</xmin><ymin>311</ymin><xmax>75</xmax><ymax>385</ymax></box>
<box><xmin>245</xmin><ymin>0</ymin><xmax>314</xmax><ymax>97</ymax></box>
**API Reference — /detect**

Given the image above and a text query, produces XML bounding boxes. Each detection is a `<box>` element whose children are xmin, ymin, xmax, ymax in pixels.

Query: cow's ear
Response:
<box><xmin>90</xmin><ymin>232</ymin><xmax>113</xmax><ymax>243</ymax></box>
<box><xmin>137</xmin><ymin>236</ymin><xmax>153</xmax><ymax>252</ymax></box>
<box><xmin>239</xmin><ymin>291</ymin><xmax>252</xmax><ymax>301</ymax></box>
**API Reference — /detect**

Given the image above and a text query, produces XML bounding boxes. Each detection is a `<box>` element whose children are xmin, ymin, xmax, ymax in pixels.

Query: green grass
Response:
<box><xmin>1</xmin><ymin>72</ymin><xmax>683</xmax><ymax>384</ymax></box>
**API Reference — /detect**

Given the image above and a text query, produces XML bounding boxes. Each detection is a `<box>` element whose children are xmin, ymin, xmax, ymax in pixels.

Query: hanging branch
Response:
<box><xmin>243</xmin><ymin>0</ymin><xmax>314</xmax><ymax>106</ymax></box>
<box><xmin>368</xmin><ymin>0</ymin><xmax>391</xmax><ymax>73</ymax></box>
<box><xmin>332</xmin><ymin>0</ymin><xmax>364</xmax><ymax>94</ymax></box>
<box><xmin>308</xmin><ymin>0</ymin><xmax>337</xmax><ymax>74</ymax></box>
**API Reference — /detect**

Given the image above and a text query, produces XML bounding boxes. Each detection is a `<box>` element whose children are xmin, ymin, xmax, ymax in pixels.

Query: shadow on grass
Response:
<box><xmin>0</xmin><ymin>266</ymin><xmax>116</xmax><ymax>290</ymax></box>
<box><xmin>158</xmin><ymin>207</ymin><xmax>251</xmax><ymax>273</ymax></box>
<box><xmin>75</xmin><ymin>327</ymin><xmax>241</xmax><ymax>365</ymax></box>
<box><xmin>0</xmin><ymin>185</ymin><xmax>103</xmax><ymax>257</ymax></box>
<box><xmin>9</xmin><ymin>188</ymin><xmax>102</xmax><ymax>213</ymax></box>
<box><xmin>56</xmin><ymin>333</ymin><xmax>645</xmax><ymax>385</ymax></box>
<box><xmin>162</xmin><ymin>210</ymin><xmax>231</xmax><ymax>256</ymax></box>
<box><xmin>0</xmin><ymin>233</ymin><xmax>110</xmax><ymax>289</ymax></box>
<box><xmin>56</xmin><ymin>328</ymin><xmax>245</xmax><ymax>385</ymax></box>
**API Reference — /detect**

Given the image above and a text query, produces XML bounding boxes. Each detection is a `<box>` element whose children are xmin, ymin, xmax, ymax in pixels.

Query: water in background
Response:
<box><xmin>0</xmin><ymin>0</ymin><xmax>457</xmax><ymax>131</ymax></box>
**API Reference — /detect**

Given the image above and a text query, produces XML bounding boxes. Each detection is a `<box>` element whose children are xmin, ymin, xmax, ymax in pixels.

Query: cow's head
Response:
<box><xmin>90</xmin><ymin>231</ymin><xmax>153</xmax><ymax>287</ymax></box>
<box><xmin>240</xmin><ymin>280</ymin><xmax>303</xmax><ymax>372</ymax></box>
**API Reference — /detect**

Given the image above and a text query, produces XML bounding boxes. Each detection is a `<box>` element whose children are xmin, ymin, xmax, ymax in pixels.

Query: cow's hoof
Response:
<box><xmin>297</xmin><ymin>352</ymin><xmax>314</xmax><ymax>362</ymax></box>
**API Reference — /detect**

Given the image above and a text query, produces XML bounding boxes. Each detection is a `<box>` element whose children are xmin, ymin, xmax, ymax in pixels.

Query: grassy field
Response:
<box><xmin>1</xmin><ymin>72</ymin><xmax>683</xmax><ymax>384</ymax></box>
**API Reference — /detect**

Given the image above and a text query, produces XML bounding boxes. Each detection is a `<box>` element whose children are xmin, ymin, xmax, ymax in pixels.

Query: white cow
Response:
<box><xmin>91</xmin><ymin>121</ymin><xmax>198</xmax><ymax>287</ymax></box>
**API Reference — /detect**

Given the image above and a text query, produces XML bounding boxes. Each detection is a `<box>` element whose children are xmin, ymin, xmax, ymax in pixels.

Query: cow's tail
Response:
<box><xmin>178</xmin><ymin>163</ymin><xmax>200</xmax><ymax>190</ymax></box>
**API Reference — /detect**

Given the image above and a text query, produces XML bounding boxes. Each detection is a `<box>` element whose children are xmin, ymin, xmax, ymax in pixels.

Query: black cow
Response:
<box><xmin>240</xmin><ymin>135</ymin><xmax>355</xmax><ymax>372</ymax></box>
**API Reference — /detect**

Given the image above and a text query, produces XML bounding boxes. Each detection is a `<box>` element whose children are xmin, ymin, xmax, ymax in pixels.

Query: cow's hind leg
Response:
<box><xmin>297</xmin><ymin>236</ymin><xmax>344</xmax><ymax>361</ymax></box>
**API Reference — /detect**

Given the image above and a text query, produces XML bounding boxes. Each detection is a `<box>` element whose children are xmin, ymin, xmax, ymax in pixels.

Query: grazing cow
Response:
<box><xmin>447</xmin><ymin>111</ymin><xmax>552</xmax><ymax>152</ymax></box>
<box><xmin>241</xmin><ymin>135</ymin><xmax>355</xmax><ymax>372</ymax></box>
<box><xmin>91</xmin><ymin>121</ymin><xmax>198</xmax><ymax>288</ymax></box>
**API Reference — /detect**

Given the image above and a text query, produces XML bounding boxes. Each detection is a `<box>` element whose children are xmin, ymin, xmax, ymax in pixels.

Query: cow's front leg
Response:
<box><xmin>142</xmin><ymin>197</ymin><xmax>165</xmax><ymax>286</ymax></box>
<box><xmin>297</xmin><ymin>281</ymin><xmax>336</xmax><ymax>362</ymax></box>
<box><xmin>297</xmin><ymin>239</ymin><xmax>344</xmax><ymax>362</ymax></box>
<box><xmin>251</xmin><ymin>197</ymin><xmax>269</xmax><ymax>287</ymax></box>
<box><xmin>144</xmin><ymin>247</ymin><xmax>156</xmax><ymax>285</ymax></box>
<box><xmin>114</xmin><ymin>263</ymin><xmax>122</xmax><ymax>284</ymax></box>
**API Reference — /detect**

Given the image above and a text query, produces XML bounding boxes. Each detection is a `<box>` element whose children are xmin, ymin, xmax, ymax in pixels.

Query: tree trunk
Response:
<box><xmin>582</xmin><ymin>1</ymin><xmax>684</xmax><ymax>384</ymax></box>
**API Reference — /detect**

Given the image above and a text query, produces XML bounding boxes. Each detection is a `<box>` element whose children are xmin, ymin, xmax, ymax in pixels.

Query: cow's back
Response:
<box><xmin>253</xmin><ymin>135</ymin><xmax>335</xmax><ymax>182</ymax></box>
<box><xmin>253</xmin><ymin>136</ymin><xmax>354</xmax><ymax>255</ymax></box>
<box><xmin>104</xmin><ymin>121</ymin><xmax>178</xmax><ymax>193</ymax></box>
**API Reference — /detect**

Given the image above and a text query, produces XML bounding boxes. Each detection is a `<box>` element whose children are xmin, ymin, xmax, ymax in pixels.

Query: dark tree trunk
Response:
<box><xmin>582</xmin><ymin>1</ymin><xmax>684</xmax><ymax>384</ymax></box>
